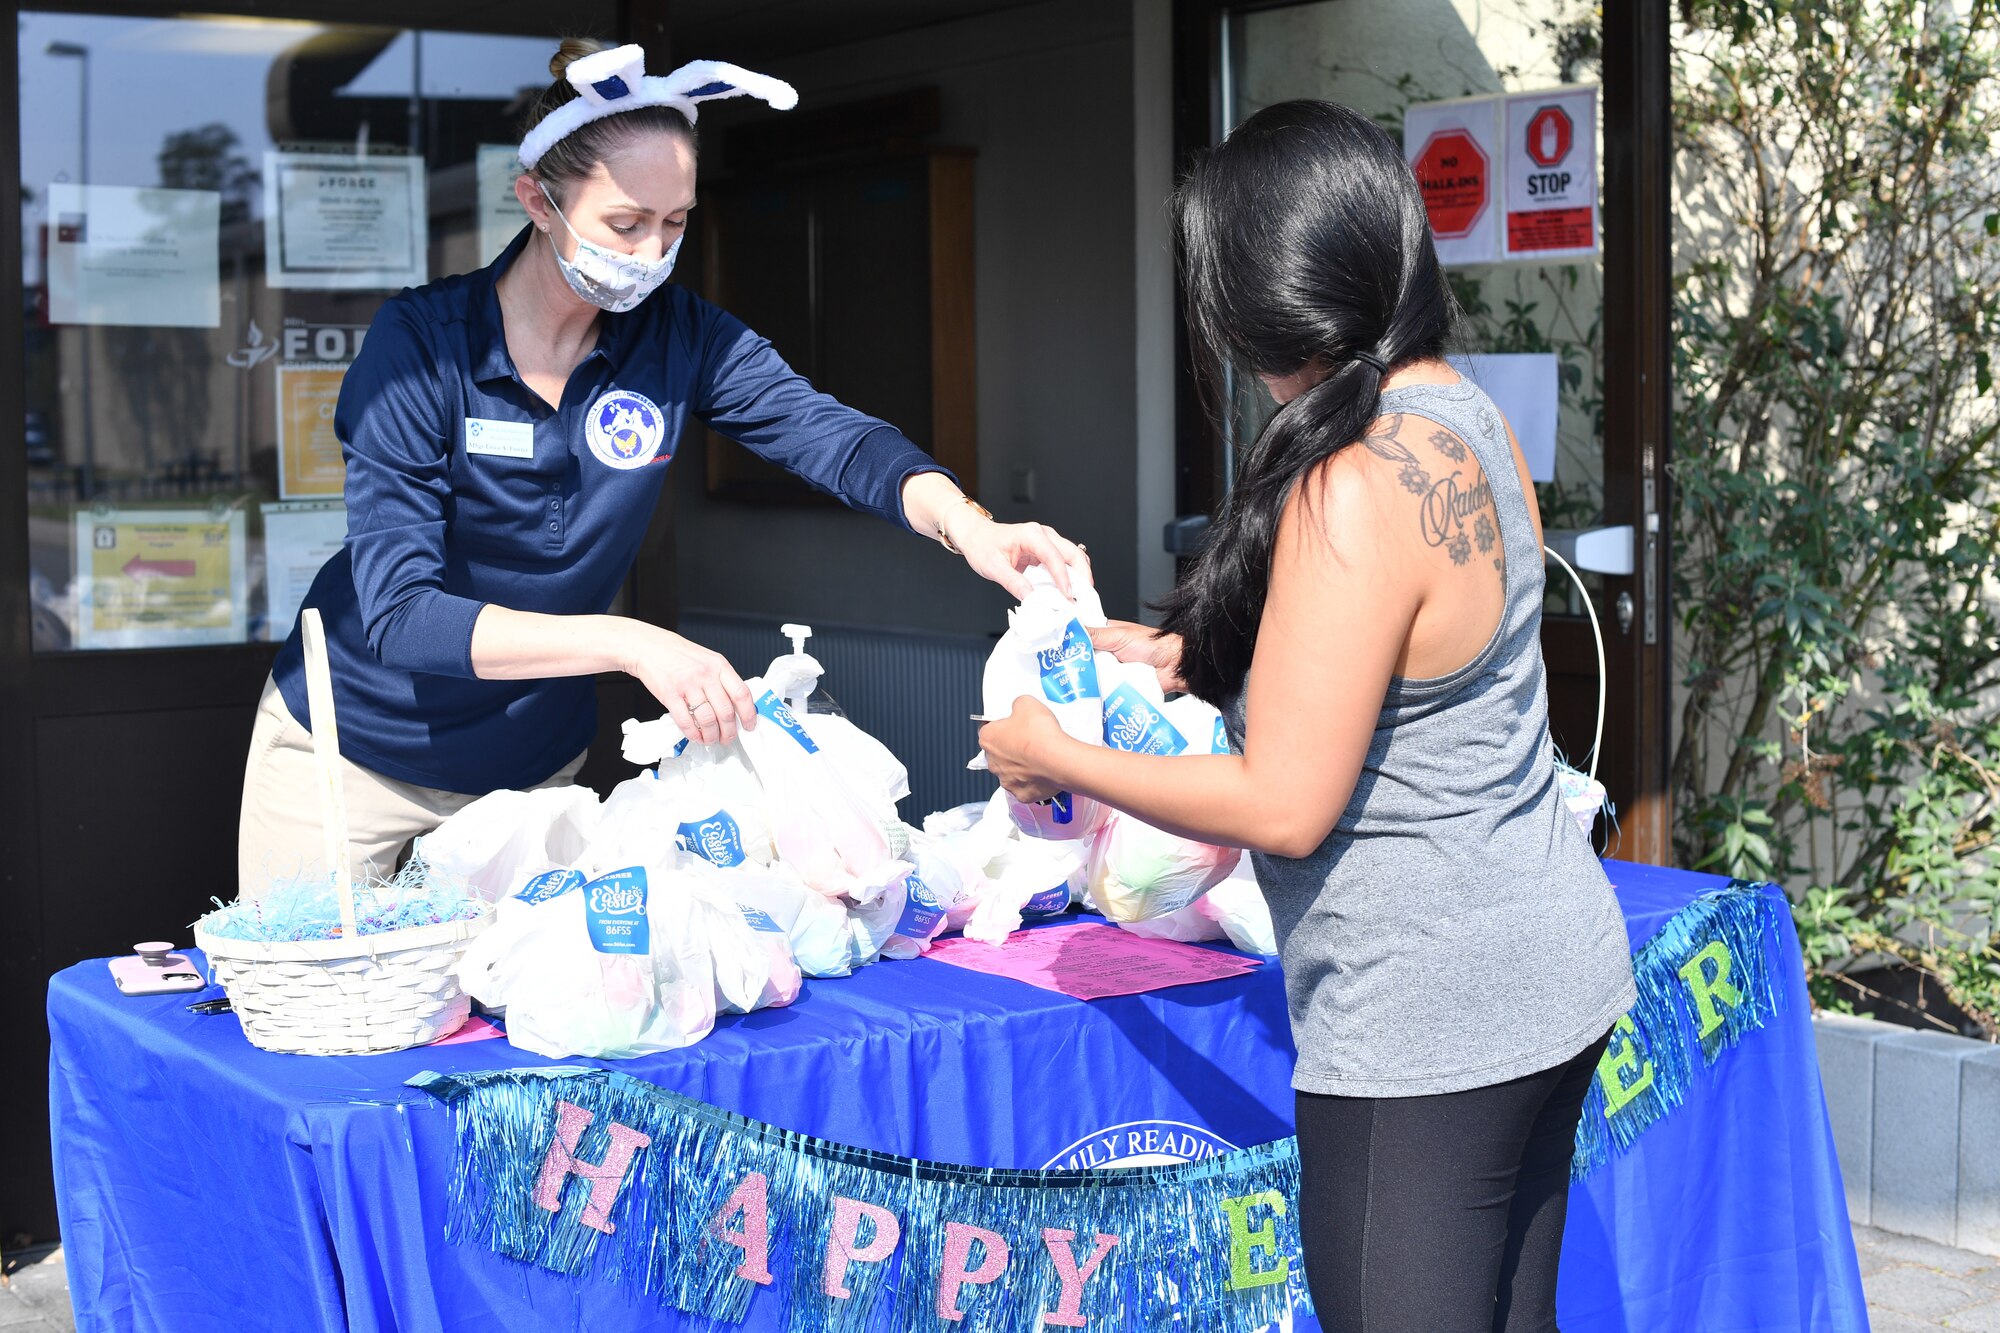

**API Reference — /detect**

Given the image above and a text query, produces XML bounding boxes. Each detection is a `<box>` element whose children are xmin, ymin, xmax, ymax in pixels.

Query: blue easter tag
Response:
<box><xmin>515</xmin><ymin>868</ymin><xmax>585</xmax><ymax>906</ymax></box>
<box><xmin>583</xmin><ymin>867</ymin><xmax>649</xmax><ymax>954</ymax></box>
<box><xmin>1023</xmin><ymin>882</ymin><xmax>1073</xmax><ymax>917</ymax></box>
<box><xmin>1037</xmin><ymin>619</ymin><xmax>1100</xmax><ymax>704</ymax></box>
<box><xmin>755</xmin><ymin>690</ymin><xmax>820</xmax><ymax>754</ymax></box>
<box><xmin>896</xmin><ymin>875</ymin><xmax>946</xmax><ymax>939</ymax></box>
<box><xmin>1103</xmin><ymin>684</ymin><xmax>1189</xmax><ymax>756</ymax></box>
<box><xmin>678</xmin><ymin>811</ymin><xmax>748</xmax><ymax>867</ymax></box>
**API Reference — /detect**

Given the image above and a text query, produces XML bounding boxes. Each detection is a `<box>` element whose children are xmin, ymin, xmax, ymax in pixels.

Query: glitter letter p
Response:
<box><xmin>823</xmin><ymin>1197</ymin><xmax>902</xmax><ymax>1298</ymax></box>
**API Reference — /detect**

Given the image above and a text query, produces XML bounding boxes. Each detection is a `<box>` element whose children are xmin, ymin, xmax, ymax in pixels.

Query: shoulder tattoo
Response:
<box><xmin>1359</xmin><ymin>416</ymin><xmax>1498</xmax><ymax>569</ymax></box>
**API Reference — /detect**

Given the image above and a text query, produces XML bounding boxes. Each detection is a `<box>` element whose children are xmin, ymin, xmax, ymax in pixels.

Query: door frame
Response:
<box><xmin>1168</xmin><ymin>0</ymin><xmax>1674</xmax><ymax>863</ymax></box>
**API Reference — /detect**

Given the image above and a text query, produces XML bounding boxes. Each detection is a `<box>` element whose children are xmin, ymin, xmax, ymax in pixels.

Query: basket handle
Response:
<box><xmin>300</xmin><ymin>609</ymin><xmax>359</xmax><ymax>940</ymax></box>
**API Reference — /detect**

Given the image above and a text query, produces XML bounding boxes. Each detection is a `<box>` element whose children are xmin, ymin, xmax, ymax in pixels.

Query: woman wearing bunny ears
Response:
<box><xmin>238</xmin><ymin>40</ymin><xmax>1088</xmax><ymax>893</ymax></box>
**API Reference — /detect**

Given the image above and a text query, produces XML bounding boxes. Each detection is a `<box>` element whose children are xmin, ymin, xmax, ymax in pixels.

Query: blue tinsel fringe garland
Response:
<box><xmin>1569</xmin><ymin>879</ymin><xmax>1785</xmax><ymax>1178</ymax></box>
<box><xmin>412</xmin><ymin>879</ymin><xmax>1784</xmax><ymax>1326</ymax></box>
<box><xmin>412</xmin><ymin>1065</ymin><xmax>1311</xmax><ymax>1333</ymax></box>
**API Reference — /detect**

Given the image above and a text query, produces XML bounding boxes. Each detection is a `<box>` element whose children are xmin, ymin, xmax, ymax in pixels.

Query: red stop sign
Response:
<box><xmin>1412</xmin><ymin>129</ymin><xmax>1490</xmax><ymax>239</ymax></box>
<box><xmin>1525</xmin><ymin>105</ymin><xmax>1574</xmax><ymax>168</ymax></box>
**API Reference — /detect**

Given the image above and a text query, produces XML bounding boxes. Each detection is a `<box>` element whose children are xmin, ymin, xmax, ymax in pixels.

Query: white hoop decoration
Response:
<box><xmin>518</xmin><ymin>47</ymin><xmax>799</xmax><ymax>170</ymax></box>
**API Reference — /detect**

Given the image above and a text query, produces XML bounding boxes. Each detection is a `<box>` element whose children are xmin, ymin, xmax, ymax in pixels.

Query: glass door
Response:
<box><xmin>1191</xmin><ymin>0</ymin><xmax>1670</xmax><ymax>858</ymax></box>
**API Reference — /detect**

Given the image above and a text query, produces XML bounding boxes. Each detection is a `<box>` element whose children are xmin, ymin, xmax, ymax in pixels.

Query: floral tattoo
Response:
<box><xmin>1360</xmin><ymin>417</ymin><xmax>1501</xmax><ymax>572</ymax></box>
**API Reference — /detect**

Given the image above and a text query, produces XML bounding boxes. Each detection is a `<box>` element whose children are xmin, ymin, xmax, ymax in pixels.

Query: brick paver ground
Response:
<box><xmin>1857</xmin><ymin>1225</ymin><xmax>2000</xmax><ymax>1331</ymax></box>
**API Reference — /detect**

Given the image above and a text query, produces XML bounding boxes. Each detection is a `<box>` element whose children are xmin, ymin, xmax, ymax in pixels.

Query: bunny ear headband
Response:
<box><xmin>518</xmin><ymin>46</ymin><xmax>798</xmax><ymax>170</ymax></box>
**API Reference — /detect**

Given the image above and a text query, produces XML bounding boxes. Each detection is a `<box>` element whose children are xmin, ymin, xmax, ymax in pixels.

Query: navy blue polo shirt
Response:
<box><xmin>270</xmin><ymin>226</ymin><xmax>949</xmax><ymax>794</ymax></box>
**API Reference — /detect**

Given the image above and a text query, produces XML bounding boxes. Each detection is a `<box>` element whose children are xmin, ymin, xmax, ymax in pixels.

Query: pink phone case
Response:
<box><xmin>109</xmin><ymin>953</ymin><xmax>207</xmax><ymax>995</ymax></box>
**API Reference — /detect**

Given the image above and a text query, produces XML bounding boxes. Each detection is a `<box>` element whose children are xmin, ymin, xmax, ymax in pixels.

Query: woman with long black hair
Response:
<box><xmin>979</xmin><ymin>100</ymin><xmax>1636</xmax><ymax>1331</ymax></box>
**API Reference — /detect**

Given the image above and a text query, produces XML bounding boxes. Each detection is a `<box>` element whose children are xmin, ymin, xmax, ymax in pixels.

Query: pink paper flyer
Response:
<box><xmin>926</xmin><ymin>921</ymin><xmax>1261</xmax><ymax>999</ymax></box>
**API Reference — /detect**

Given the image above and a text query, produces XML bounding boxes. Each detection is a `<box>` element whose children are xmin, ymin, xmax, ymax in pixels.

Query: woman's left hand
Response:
<box><xmin>949</xmin><ymin>514</ymin><xmax>1091</xmax><ymax>601</ymax></box>
<box><xmin>978</xmin><ymin>698</ymin><xmax>1074</xmax><ymax>803</ymax></box>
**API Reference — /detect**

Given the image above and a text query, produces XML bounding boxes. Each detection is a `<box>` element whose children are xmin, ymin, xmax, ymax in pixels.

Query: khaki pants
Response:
<box><xmin>236</xmin><ymin>676</ymin><xmax>586</xmax><ymax>899</ymax></box>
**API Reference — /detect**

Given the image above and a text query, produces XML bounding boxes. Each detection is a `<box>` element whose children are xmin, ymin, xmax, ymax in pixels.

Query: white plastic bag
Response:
<box><xmin>734</xmin><ymin>683</ymin><xmax>906</xmax><ymax>903</ymax></box>
<box><xmin>907</xmin><ymin>829</ymin><xmax>973</xmax><ymax>929</ymax></box>
<box><xmin>922</xmin><ymin>802</ymin><xmax>992</xmax><ymax>838</ymax></box>
<box><xmin>1199</xmin><ymin>861</ymin><xmax>1278</xmax><ymax>955</ymax></box>
<box><xmin>610</xmin><ymin>728</ymin><xmax>778</xmax><ymax>871</ymax></box>
<box><xmin>799</xmin><ymin>711</ymin><xmax>909</xmax><ymax>825</ymax></box>
<box><xmin>1086</xmin><ymin>816</ymin><xmax>1241</xmax><ymax>923</ymax></box>
<box><xmin>1115</xmin><ymin>902</ymin><xmax>1228</xmax><ymax>944</ymax></box>
<box><xmin>847</xmin><ymin>863</ymin><xmax>948</xmax><ymax>960</ymax></box>
<box><xmin>603</xmin><ymin>771</ymin><xmax>777</xmax><ymax>877</ymax></box>
<box><xmin>1083</xmin><ymin>685</ymin><xmax>1243</xmax><ymax>922</ymax></box>
<box><xmin>676</xmin><ymin>858</ymin><xmax>802</xmax><ymax>1014</ymax></box>
<box><xmin>964</xmin><ymin>836</ymin><xmax>1089</xmax><ymax>945</ymax></box>
<box><xmin>723</xmin><ymin>861</ymin><xmax>855</xmax><ymax>979</ymax></box>
<box><xmin>457</xmin><ymin>859</ymin><xmax>718</xmax><ymax>1059</ymax></box>
<box><xmin>664</xmin><ymin>743</ymin><xmax>779</xmax><ymax>866</ymax></box>
<box><xmin>622</xmin><ymin>684</ymin><xmax>905</xmax><ymax>904</ymax></box>
<box><xmin>975</xmin><ymin>568</ymin><xmax>1110</xmax><ymax>841</ymax></box>
<box><xmin>1114</xmin><ymin>864</ymin><xmax>1274</xmax><ymax>954</ymax></box>
<box><xmin>417</xmin><ymin>786</ymin><xmax>601</xmax><ymax>903</ymax></box>
<box><xmin>913</xmin><ymin>795</ymin><xmax>1019</xmax><ymax>930</ymax></box>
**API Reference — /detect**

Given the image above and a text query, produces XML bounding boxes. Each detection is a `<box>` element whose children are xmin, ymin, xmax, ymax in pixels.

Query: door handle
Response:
<box><xmin>1543</xmin><ymin>525</ymin><xmax>1634</xmax><ymax>577</ymax></box>
<box><xmin>1164</xmin><ymin>515</ymin><xmax>1211</xmax><ymax>556</ymax></box>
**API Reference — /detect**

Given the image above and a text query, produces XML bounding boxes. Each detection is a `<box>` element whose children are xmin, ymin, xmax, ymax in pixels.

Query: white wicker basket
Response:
<box><xmin>197</xmin><ymin>608</ymin><xmax>491</xmax><ymax>1056</ymax></box>
<box><xmin>195</xmin><ymin>909</ymin><xmax>491</xmax><ymax>1056</ymax></box>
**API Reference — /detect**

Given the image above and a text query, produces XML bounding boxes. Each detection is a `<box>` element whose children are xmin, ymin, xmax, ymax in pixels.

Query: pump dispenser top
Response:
<box><xmin>767</xmin><ymin>623</ymin><xmax>825</xmax><ymax>717</ymax></box>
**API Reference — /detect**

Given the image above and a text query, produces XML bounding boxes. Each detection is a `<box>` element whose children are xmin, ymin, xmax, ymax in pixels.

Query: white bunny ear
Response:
<box><xmin>649</xmin><ymin>59</ymin><xmax>799</xmax><ymax>122</ymax></box>
<box><xmin>519</xmin><ymin>51</ymin><xmax>797</xmax><ymax>168</ymax></box>
<box><xmin>564</xmin><ymin>43</ymin><xmax>650</xmax><ymax>107</ymax></box>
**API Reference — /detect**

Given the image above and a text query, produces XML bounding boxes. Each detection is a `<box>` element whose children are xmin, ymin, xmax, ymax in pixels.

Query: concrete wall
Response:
<box><xmin>670</xmin><ymin>0</ymin><xmax>1141</xmax><ymax>636</ymax></box>
<box><xmin>1815</xmin><ymin>1012</ymin><xmax>2000</xmax><ymax>1255</ymax></box>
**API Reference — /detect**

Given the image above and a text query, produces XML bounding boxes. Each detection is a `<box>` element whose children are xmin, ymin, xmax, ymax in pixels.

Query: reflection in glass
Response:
<box><xmin>19</xmin><ymin>13</ymin><xmax>560</xmax><ymax>651</ymax></box>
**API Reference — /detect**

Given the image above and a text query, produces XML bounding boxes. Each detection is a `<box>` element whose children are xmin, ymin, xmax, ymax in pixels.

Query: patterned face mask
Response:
<box><xmin>539</xmin><ymin>182</ymin><xmax>680</xmax><ymax>313</ymax></box>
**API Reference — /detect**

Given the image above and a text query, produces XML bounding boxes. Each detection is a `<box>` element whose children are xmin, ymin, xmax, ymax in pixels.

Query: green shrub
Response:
<box><xmin>1672</xmin><ymin>0</ymin><xmax>2000</xmax><ymax>1033</ymax></box>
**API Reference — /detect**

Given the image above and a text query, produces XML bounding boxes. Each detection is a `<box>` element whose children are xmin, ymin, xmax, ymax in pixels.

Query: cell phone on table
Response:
<box><xmin>108</xmin><ymin>945</ymin><xmax>209</xmax><ymax>996</ymax></box>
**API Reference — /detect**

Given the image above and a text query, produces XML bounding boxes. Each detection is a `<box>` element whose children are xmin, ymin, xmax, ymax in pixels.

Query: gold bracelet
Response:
<box><xmin>937</xmin><ymin>496</ymin><xmax>994</xmax><ymax>555</ymax></box>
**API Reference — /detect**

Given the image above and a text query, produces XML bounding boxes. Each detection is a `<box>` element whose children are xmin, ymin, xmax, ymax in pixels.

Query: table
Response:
<box><xmin>48</xmin><ymin>862</ymin><xmax>1868</xmax><ymax>1331</ymax></box>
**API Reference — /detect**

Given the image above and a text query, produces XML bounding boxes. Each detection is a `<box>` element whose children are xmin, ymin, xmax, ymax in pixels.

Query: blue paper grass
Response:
<box><xmin>413</xmin><ymin>1066</ymin><xmax>1313</xmax><ymax>1333</ymax></box>
<box><xmin>194</xmin><ymin>856</ymin><xmax>480</xmax><ymax>942</ymax></box>
<box><xmin>1569</xmin><ymin>879</ymin><xmax>1785</xmax><ymax>1179</ymax></box>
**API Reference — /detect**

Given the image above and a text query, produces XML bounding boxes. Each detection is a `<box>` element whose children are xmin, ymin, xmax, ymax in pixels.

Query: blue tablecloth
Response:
<box><xmin>48</xmin><ymin>862</ymin><xmax>1867</xmax><ymax>1332</ymax></box>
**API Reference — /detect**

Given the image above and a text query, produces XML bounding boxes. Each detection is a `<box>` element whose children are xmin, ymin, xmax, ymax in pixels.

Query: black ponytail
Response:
<box><xmin>1158</xmin><ymin>100</ymin><xmax>1459</xmax><ymax>706</ymax></box>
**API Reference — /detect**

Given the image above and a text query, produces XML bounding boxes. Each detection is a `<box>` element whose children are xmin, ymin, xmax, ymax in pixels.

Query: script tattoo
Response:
<box><xmin>1361</xmin><ymin>418</ymin><xmax>1501</xmax><ymax>570</ymax></box>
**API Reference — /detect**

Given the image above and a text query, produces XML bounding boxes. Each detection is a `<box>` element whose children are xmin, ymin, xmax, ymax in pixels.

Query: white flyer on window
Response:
<box><xmin>1502</xmin><ymin>86</ymin><xmax>1599</xmax><ymax>260</ymax></box>
<box><xmin>260</xmin><ymin>500</ymin><xmax>347</xmax><ymax>640</ymax></box>
<box><xmin>46</xmin><ymin>184</ymin><xmax>220</xmax><ymax>328</ymax></box>
<box><xmin>263</xmin><ymin>150</ymin><xmax>427</xmax><ymax>290</ymax></box>
<box><xmin>477</xmin><ymin>144</ymin><xmax>527</xmax><ymax>266</ymax></box>
<box><xmin>1448</xmin><ymin>353</ymin><xmax>1560</xmax><ymax>483</ymax></box>
<box><xmin>1403</xmin><ymin>96</ymin><xmax>1502</xmax><ymax>267</ymax></box>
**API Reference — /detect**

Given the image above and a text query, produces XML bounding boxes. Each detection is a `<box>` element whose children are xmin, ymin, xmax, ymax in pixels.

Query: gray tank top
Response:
<box><xmin>1225</xmin><ymin>378</ymin><xmax>1636</xmax><ymax>1098</ymax></box>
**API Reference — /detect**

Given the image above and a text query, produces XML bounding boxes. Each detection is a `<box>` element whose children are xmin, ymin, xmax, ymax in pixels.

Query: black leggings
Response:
<box><xmin>1294</xmin><ymin>1030</ymin><xmax>1611</xmax><ymax>1333</ymax></box>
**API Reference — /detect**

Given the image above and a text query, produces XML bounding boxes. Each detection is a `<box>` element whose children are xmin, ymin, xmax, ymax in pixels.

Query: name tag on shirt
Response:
<box><xmin>464</xmin><ymin>417</ymin><xmax>535</xmax><ymax>459</ymax></box>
